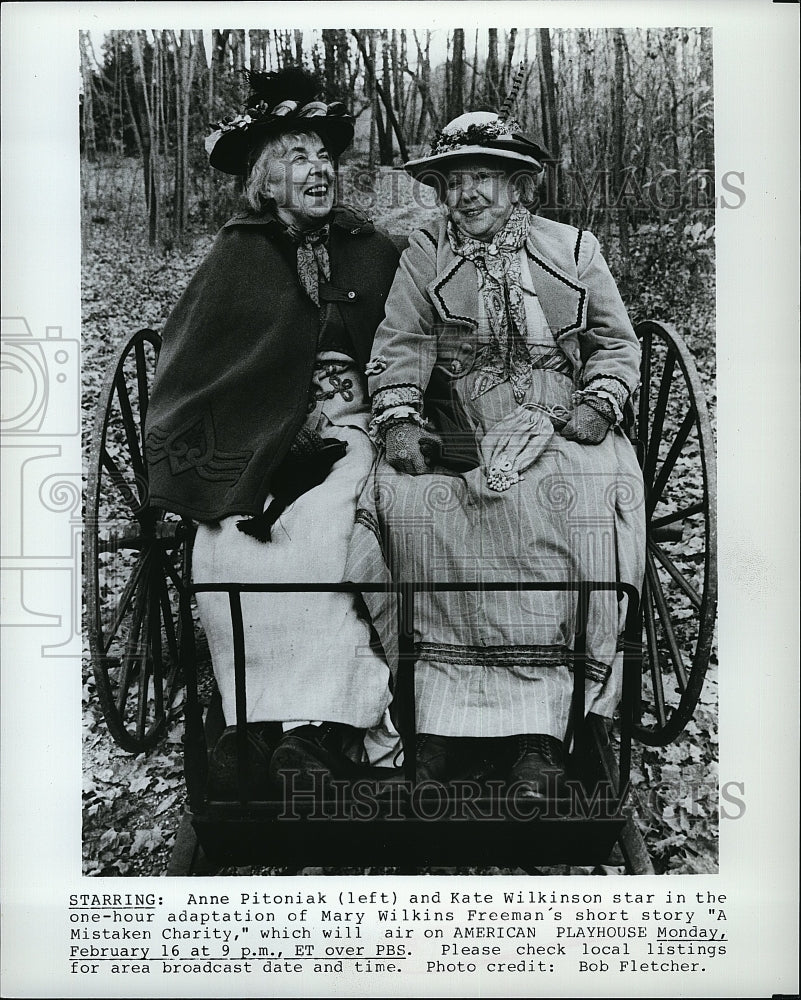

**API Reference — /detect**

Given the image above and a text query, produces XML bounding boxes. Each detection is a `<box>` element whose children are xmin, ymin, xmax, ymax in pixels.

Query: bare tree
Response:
<box><xmin>537</xmin><ymin>28</ymin><xmax>563</xmax><ymax>219</ymax></box>
<box><xmin>448</xmin><ymin>28</ymin><xmax>465</xmax><ymax>118</ymax></box>
<box><xmin>469</xmin><ymin>30</ymin><xmax>479</xmax><ymax>108</ymax></box>
<box><xmin>80</xmin><ymin>26</ymin><xmax>716</xmax><ymax>253</ymax></box>
<box><xmin>322</xmin><ymin>30</ymin><xmax>337</xmax><ymax>93</ymax></box>
<box><xmin>612</xmin><ymin>28</ymin><xmax>629</xmax><ymax>261</ymax></box>
<box><xmin>352</xmin><ymin>29</ymin><xmax>409</xmax><ymax>163</ymax></box>
<box><xmin>486</xmin><ymin>29</ymin><xmax>500</xmax><ymax>107</ymax></box>
<box><xmin>130</xmin><ymin>30</ymin><xmax>160</xmax><ymax>245</ymax></box>
<box><xmin>79</xmin><ymin>31</ymin><xmax>98</xmax><ymax>161</ymax></box>
<box><xmin>172</xmin><ymin>29</ymin><xmax>198</xmax><ymax>242</ymax></box>
<box><xmin>411</xmin><ymin>30</ymin><xmax>437</xmax><ymax>143</ymax></box>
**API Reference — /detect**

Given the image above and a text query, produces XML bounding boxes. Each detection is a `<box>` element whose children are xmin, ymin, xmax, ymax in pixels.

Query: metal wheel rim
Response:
<box><xmin>632</xmin><ymin>320</ymin><xmax>717</xmax><ymax>746</ymax></box>
<box><xmin>85</xmin><ymin>328</ymin><xmax>186</xmax><ymax>753</ymax></box>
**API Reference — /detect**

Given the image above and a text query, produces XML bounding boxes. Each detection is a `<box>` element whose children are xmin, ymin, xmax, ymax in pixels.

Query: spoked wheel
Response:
<box><xmin>631</xmin><ymin>320</ymin><xmax>717</xmax><ymax>746</ymax></box>
<box><xmin>85</xmin><ymin>328</ymin><xmax>193</xmax><ymax>753</ymax></box>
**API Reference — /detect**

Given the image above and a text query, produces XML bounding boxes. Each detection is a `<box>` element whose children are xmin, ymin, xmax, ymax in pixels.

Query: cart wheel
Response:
<box><xmin>631</xmin><ymin>320</ymin><xmax>717</xmax><ymax>746</ymax></box>
<box><xmin>85</xmin><ymin>328</ymin><xmax>192</xmax><ymax>753</ymax></box>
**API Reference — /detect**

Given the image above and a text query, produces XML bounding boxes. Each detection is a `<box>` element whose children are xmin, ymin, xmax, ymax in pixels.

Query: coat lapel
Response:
<box><xmin>427</xmin><ymin>254</ymin><xmax>480</xmax><ymax>330</ymax></box>
<box><xmin>524</xmin><ymin>235</ymin><xmax>588</xmax><ymax>340</ymax></box>
<box><xmin>426</xmin><ymin>226</ymin><xmax>588</xmax><ymax>347</ymax></box>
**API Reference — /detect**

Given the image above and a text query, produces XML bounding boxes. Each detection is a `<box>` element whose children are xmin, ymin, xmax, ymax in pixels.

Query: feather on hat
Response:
<box><xmin>405</xmin><ymin>70</ymin><xmax>548</xmax><ymax>189</ymax></box>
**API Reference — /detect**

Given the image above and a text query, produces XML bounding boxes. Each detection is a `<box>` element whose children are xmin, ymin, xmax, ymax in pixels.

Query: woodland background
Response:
<box><xmin>81</xmin><ymin>26</ymin><xmax>718</xmax><ymax>876</ymax></box>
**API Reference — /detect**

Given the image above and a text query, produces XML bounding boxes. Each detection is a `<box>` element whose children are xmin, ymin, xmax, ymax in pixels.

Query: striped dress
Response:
<box><xmin>347</xmin><ymin>254</ymin><xmax>645</xmax><ymax>741</ymax></box>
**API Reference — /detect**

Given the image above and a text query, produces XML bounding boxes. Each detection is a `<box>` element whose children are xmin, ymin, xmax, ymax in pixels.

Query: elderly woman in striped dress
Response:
<box><xmin>348</xmin><ymin>111</ymin><xmax>645</xmax><ymax>796</ymax></box>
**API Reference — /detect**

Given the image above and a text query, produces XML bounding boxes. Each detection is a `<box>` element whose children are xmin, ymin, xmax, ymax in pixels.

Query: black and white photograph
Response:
<box><xmin>79</xmin><ymin>22</ymin><xmax>718</xmax><ymax>878</ymax></box>
<box><xmin>1</xmin><ymin>2</ymin><xmax>798</xmax><ymax>998</ymax></box>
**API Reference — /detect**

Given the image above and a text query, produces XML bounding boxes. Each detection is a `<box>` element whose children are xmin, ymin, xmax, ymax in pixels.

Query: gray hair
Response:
<box><xmin>245</xmin><ymin>130</ymin><xmax>326</xmax><ymax>213</ymax></box>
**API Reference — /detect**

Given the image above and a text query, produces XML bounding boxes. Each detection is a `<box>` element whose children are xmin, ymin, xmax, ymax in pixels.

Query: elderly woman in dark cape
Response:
<box><xmin>145</xmin><ymin>68</ymin><xmax>401</xmax><ymax>796</ymax></box>
<box><xmin>347</xmin><ymin>110</ymin><xmax>646</xmax><ymax>795</ymax></box>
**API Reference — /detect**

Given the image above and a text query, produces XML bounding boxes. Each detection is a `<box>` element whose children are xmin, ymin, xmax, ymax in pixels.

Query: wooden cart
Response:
<box><xmin>85</xmin><ymin>318</ymin><xmax>717</xmax><ymax>875</ymax></box>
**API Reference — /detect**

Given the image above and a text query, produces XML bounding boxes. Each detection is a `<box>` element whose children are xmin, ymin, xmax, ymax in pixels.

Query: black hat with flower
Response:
<box><xmin>206</xmin><ymin>66</ymin><xmax>354</xmax><ymax>176</ymax></box>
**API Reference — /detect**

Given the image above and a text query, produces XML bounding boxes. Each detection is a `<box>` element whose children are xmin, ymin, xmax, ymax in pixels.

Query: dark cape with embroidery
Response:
<box><xmin>145</xmin><ymin>206</ymin><xmax>400</xmax><ymax>522</ymax></box>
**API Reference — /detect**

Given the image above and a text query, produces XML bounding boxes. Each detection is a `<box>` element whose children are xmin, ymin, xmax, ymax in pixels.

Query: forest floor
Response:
<box><xmin>81</xmin><ymin>162</ymin><xmax>718</xmax><ymax>878</ymax></box>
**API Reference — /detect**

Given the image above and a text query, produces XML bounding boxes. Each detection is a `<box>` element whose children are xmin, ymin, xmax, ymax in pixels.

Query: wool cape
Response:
<box><xmin>145</xmin><ymin>206</ymin><xmax>400</xmax><ymax>522</ymax></box>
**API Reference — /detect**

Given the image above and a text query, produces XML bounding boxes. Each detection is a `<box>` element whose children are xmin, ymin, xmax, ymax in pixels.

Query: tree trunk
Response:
<box><xmin>231</xmin><ymin>30</ymin><xmax>245</xmax><ymax>73</ymax></box>
<box><xmin>79</xmin><ymin>31</ymin><xmax>98</xmax><ymax>161</ymax></box>
<box><xmin>366</xmin><ymin>31</ymin><xmax>378</xmax><ymax>167</ymax></box>
<box><xmin>520</xmin><ymin>29</ymin><xmax>531</xmax><ymax>129</ymax></box>
<box><xmin>282</xmin><ymin>30</ymin><xmax>294</xmax><ymax>66</ymax></box>
<box><xmin>130</xmin><ymin>30</ymin><xmax>159</xmax><ymax>245</ymax></box>
<box><xmin>213</xmin><ymin>29</ymin><xmax>229</xmax><ymax>84</ymax></box>
<box><xmin>612</xmin><ymin>28</ymin><xmax>629</xmax><ymax>263</ymax></box>
<box><xmin>180</xmin><ymin>31</ymin><xmax>197</xmax><ymax>239</ymax></box>
<box><xmin>448</xmin><ymin>28</ymin><xmax>465</xmax><ymax>118</ymax></box>
<box><xmin>659</xmin><ymin>29</ymin><xmax>681</xmax><ymax>184</ymax></box>
<box><xmin>469</xmin><ymin>30</ymin><xmax>479</xmax><ymax>108</ymax></box>
<box><xmin>390</xmin><ymin>29</ymin><xmax>402</xmax><ymax>123</ymax></box>
<box><xmin>335</xmin><ymin>30</ymin><xmax>349</xmax><ymax>94</ymax></box>
<box><xmin>699</xmin><ymin>27</ymin><xmax>715</xmax><ymax>196</ymax></box>
<box><xmin>379</xmin><ymin>31</ymin><xmax>394</xmax><ymax>162</ymax></box>
<box><xmin>311</xmin><ymin>37</ymin><xmax>322</xmax><ymax>79</ymax></box>
<box><xmin>397</xmin><ymin>30</ymin><xmax>408</xmax><ymax>129</ymax></box>
<box><xmin>412</xmin><ymin>30</ymin><xmax>437</xmax><ymax>143</ymax></box>
<box><xmin>537</xmin><ymin>28</ymin><xmax>563</xmax><ymax>220</ymax></box>
<box><xmin>353</xmin><ymin>29</ymin><xmax>409</xmax><ymax>163</ymax></box>
<box><xmin>249</xmin><ymin>29</ymin><xmax>261</xmax><ymax>72</ymax></box>
<box><xmin>486</xmin><ymin>29</ymin><xmax>500</xmax><ymax>107</ymax></box>
<box><xmin>322</xmin><ymin>30</ymin><xmax>337</xmax><ymax>94</ymax></box>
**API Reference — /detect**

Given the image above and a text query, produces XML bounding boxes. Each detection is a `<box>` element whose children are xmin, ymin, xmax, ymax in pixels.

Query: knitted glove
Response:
<box><xmin>383</xmin><ymin>420</ymin><xmax>442</xmax><ymax>475</ymax></box>
<box><xmin>559</xmin><ymin>401</ymin><xmax>613</xmax><ymax>445</ymax></box>
<box><xmin>289</xmin><ymin>425</ymin><xmax>328</xmax><ymax>455</ymax></box>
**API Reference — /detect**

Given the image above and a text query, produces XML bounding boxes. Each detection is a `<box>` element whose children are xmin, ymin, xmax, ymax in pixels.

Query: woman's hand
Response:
<box><xmin>383</xmin><ymin>421</ymin><xmax>443</xmax><ymax>475</ymax></box>
<box><xmin>559</xmin><ymin>402</ymin><xmax>613</xmax><ymax>445</ymax></box>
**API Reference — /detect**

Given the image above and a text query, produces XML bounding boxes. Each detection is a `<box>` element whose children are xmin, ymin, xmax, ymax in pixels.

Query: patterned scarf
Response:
<box><xmin>447</xmin><ymin>201</ymin><xmax>533</xmax><ymax>402</ymax></box>
<box><xmin>287</xmin><ymin>224</ymin><xmax>331</xmax><ymax>307</ymax></box>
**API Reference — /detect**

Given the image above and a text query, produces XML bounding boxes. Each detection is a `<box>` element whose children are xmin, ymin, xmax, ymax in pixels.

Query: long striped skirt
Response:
<box><xmin>347</xmin><ymin>368</ymin><xmax>645</xmax><ymax>741</ymax></box>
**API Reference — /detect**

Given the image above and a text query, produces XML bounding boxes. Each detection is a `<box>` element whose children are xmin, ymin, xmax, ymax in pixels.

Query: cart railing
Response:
<box><xmin>179</xmin><ymin>580</ymin><xmax>641</xmax><ymax>813</ymax></box>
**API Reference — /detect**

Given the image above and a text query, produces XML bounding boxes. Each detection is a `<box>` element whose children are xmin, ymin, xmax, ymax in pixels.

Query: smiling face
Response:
<box><xmin>252</xmin><ymin>131</ymin><xmax>335</xmax><ymax>230</ymax></box>
<box><xmin>444</xmin><ymin>158</ymin><xmax>520</xmax><ymax>242</ymax></box>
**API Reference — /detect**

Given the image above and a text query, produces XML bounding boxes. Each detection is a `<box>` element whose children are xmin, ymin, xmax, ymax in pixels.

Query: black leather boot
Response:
<box><xmin>206</xmin><ymin>722</ymin><xmax>283</xmax><ymax>800</ymax></box>
<box><xmin>506</xmin><ymin>734</ymin><xmax>566</xmax><ymax>799</ymax></box>
<box><xmin>269</xmin><ymin>722</ymin><xmax>359</xmax><ymax>793</ymax></box>
<box><xmin>414</xmin><ymin>733</ymin><xmax>483</xmax><ymax>785</ymax></box>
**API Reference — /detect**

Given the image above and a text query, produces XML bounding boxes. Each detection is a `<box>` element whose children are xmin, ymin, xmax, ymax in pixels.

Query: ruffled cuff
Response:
<box><xmin>372</xmin><ymin>384</ymin><xmax>424</xmax><ymax>415</ymax></box>
<box><xmin>368</xmin><ymin>407</ymin><xmax>428</xmax><ymax>443</ymax></box>
<box><xmin>369</xmin><ymin>385</ymin><xmax>426</xmax><ymax>442</ymax></box>
<box><xmin>577</xmin><ymin>375</ymin><xmax>633</xmax><ymax>425</ymax></box>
